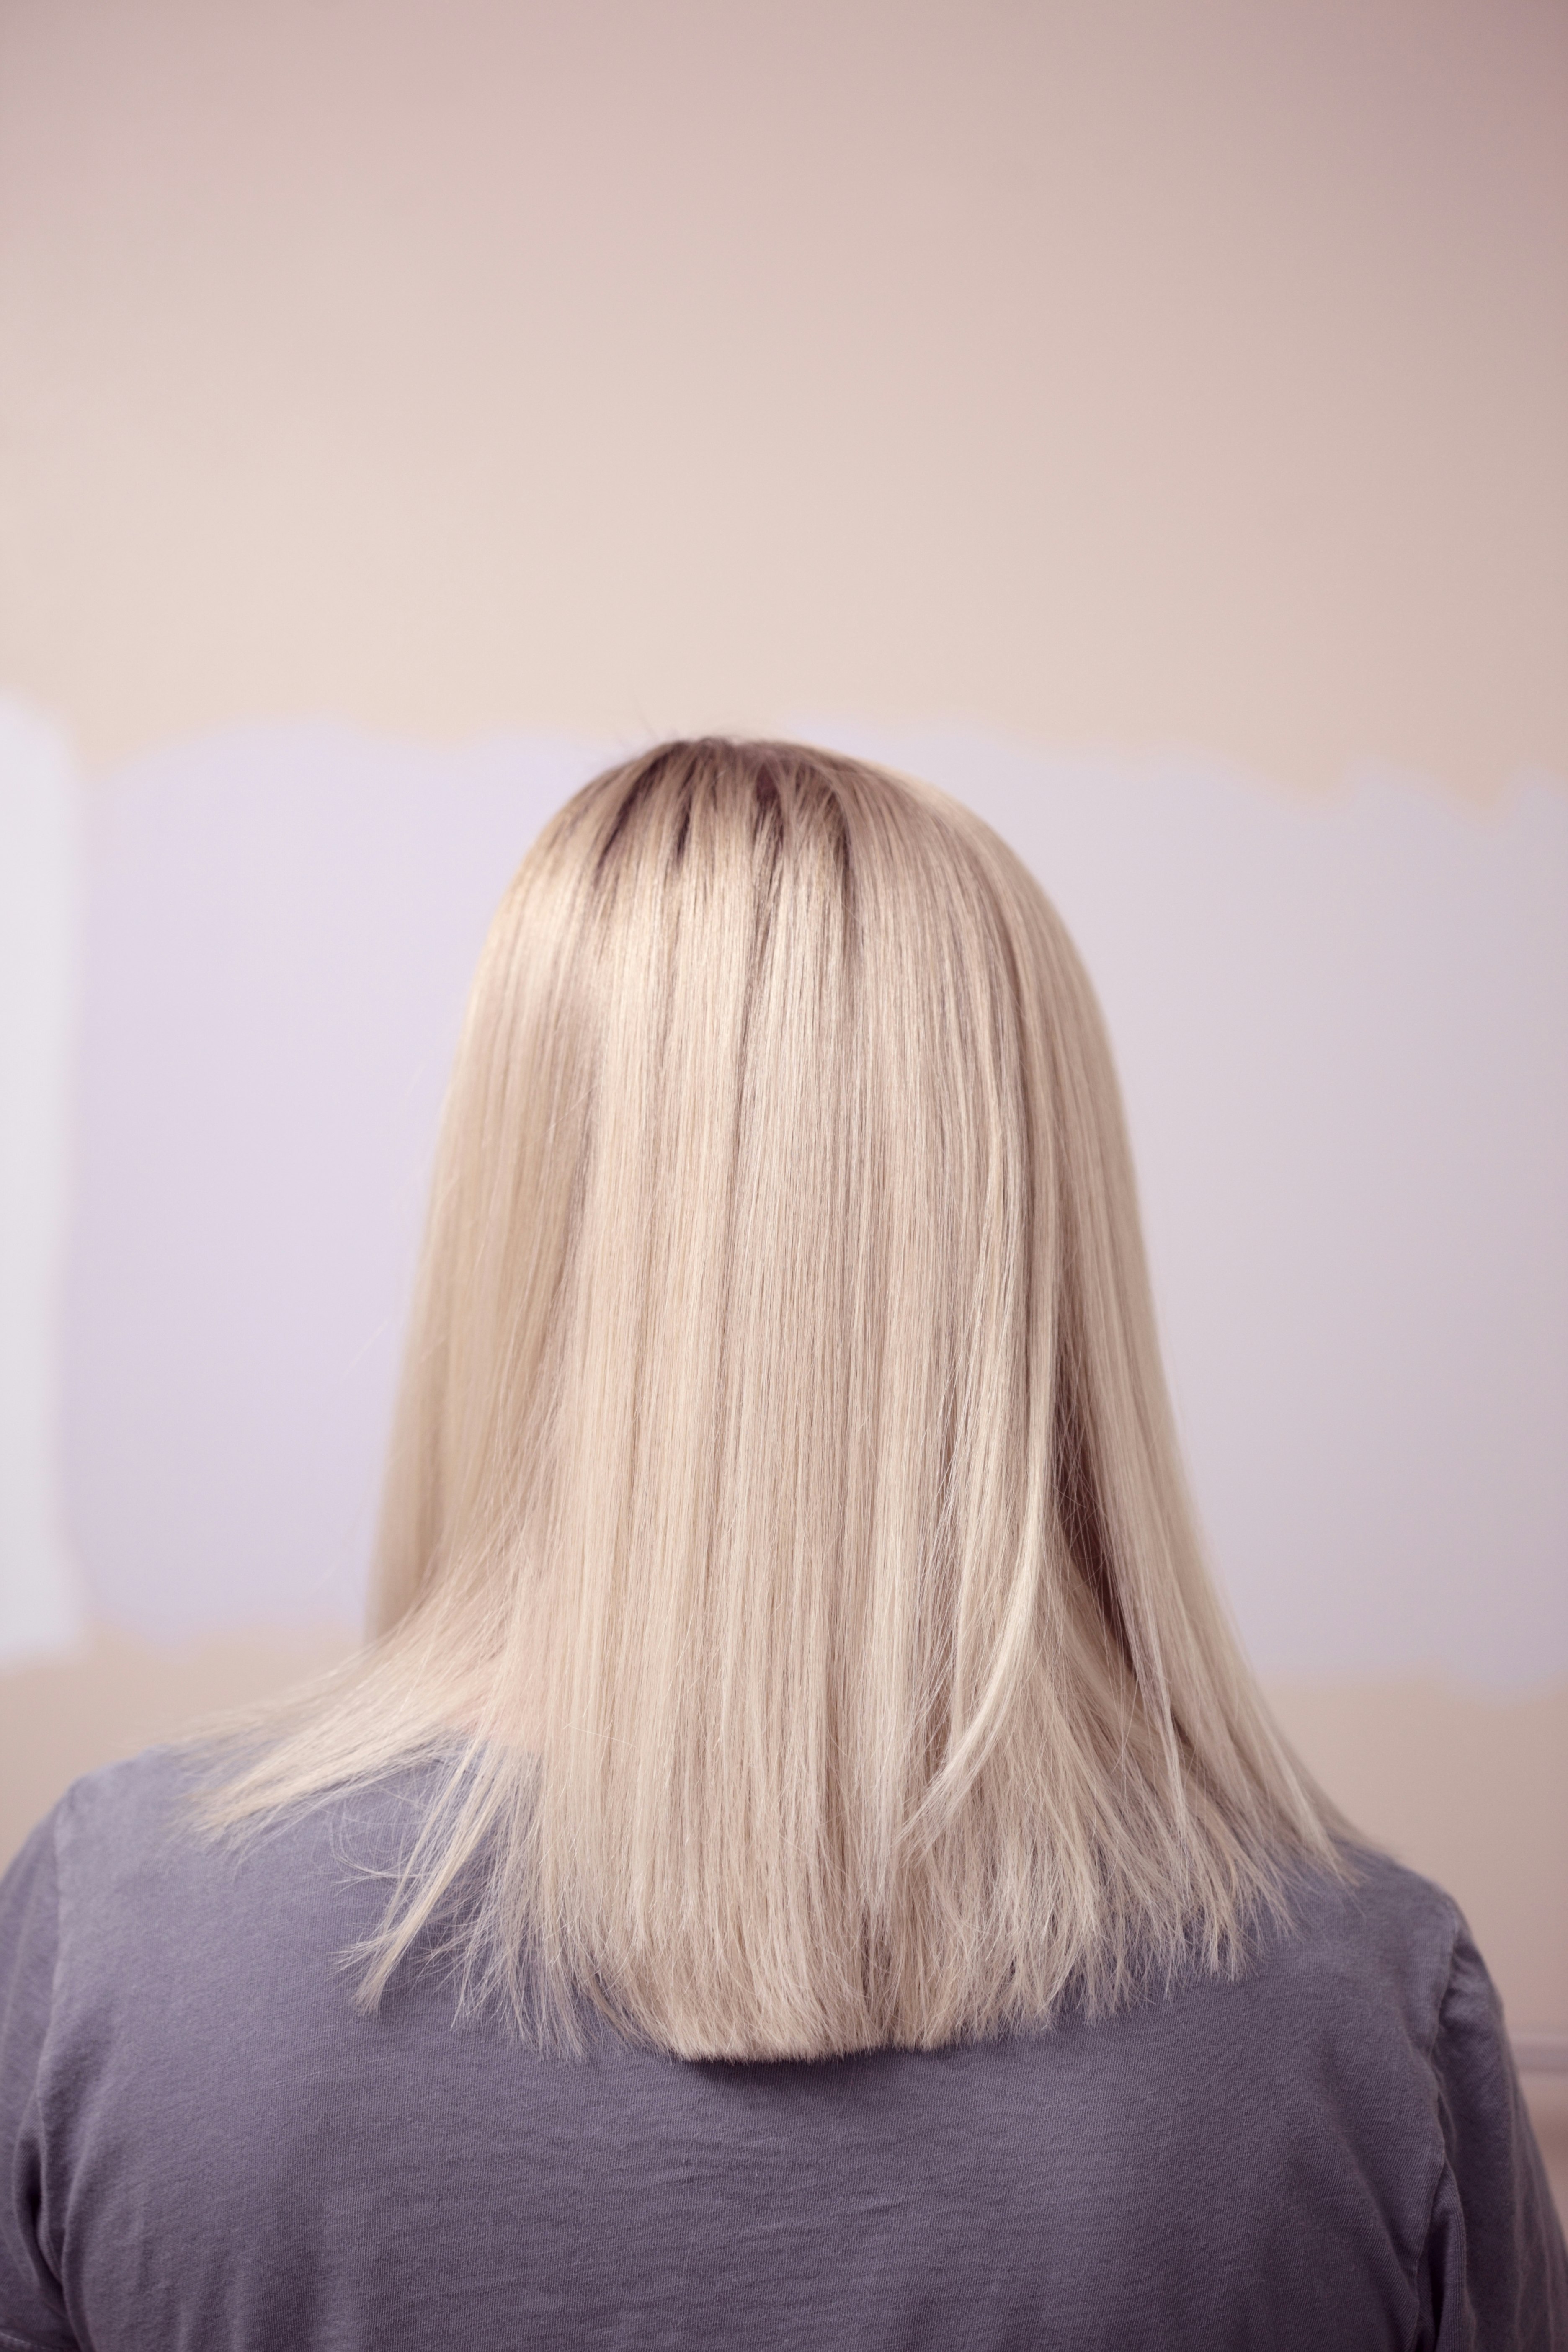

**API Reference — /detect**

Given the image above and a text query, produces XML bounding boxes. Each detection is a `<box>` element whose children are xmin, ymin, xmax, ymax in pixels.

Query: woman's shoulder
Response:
<box><xmin>1138</xmin><ymin>1839</ymin><xmax>1505</xmax><ymax>2161</ymax></box>
<box><xmin>43</xmin><ymin>1739</ymin><xmax>197</xmax><ymax>1849</ymax></box>
<box><xmin>962</xmin><ymin>1843</ymin><xmax>1481</xmax><ymax>2174</ymax></box>
<box><xmin>1</xmin><ymin>1746</ymin><xmax>189</xmax><ymax>1919</ymax></box>
<box><xmin>26</xmin><ymin>1740</ymin><xmax>428</xmax><ymax>1869</ymax></box>
<box><xmin>4</xmin><ymin>1745</ymin><xmax>223</xmax><ymax>1932</ymax></box>
<box><xmin>3</xmin><ymin>1743</ymin><xmax>426</xmax><ymax>1992</ymax></box>
<box><xmin>1258</xmin><ymin>1840</ymin><xmax>1470</xmax><ymax>2048</ymax></box>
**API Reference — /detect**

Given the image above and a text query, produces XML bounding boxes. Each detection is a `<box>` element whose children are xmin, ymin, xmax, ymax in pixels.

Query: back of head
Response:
<box><xmin>207</xmin><ymin>738</ymin><xmax>1340</xmax><ymax>2059</ymax></box>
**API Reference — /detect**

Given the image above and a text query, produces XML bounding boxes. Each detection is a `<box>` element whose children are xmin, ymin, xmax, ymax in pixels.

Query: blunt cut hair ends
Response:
<box><xmin>199</xmin><ymin>739</ymin><xmax>1347</xmax><ymax>2061</ymax></box>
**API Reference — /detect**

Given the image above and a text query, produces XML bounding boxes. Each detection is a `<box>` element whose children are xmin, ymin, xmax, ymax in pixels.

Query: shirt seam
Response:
<box><xmin>1403</xmin><ymin>1899</ymin><xmax>1465</xmax><ymax>2352</ymax></box>
<box><xmin>26</xmin><ymin>1804</ymin><xmax>71</xmax><ymax>2316</ymax></box>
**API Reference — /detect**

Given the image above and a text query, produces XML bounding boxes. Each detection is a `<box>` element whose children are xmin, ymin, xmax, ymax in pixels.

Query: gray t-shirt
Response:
<box><xmin>0</xmin><ymin>1749</ymin><xmax>1563</xmax><ymax>2350</ymax></box>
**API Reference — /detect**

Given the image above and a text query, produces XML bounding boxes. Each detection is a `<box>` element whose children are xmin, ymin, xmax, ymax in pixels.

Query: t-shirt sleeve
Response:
<box><xmin>1420</xmin><ymin>1920</ymin><xmax>1568</xmax><ymax>2351</ymax></box>
<box><xmin>0</xmin><ymin>1815</ymin><xmax>78</xmax><ymax>2352</ymax></box>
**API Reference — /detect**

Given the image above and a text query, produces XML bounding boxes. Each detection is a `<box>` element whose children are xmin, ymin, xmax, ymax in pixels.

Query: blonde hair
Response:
<box><xmin>201</xmin><ymin>738</ymin><xmax>1344</xmax><ymax>2060</ymax></box>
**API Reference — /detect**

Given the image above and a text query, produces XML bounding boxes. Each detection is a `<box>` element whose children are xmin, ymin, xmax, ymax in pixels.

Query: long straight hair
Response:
<box><xmin>200</xmin><ymin>738</ymin><xmax>1344</xmax><ymax>2060</ymax></box>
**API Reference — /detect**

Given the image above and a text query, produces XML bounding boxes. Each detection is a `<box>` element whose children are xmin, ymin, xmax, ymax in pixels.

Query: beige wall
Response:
<box><xmin>1</xmin><ymin>0</ymin><xmax>1564</xmax><ymax>792</ymax></box>
<box><xmin>1</xmin><ymin>0</ymin><xmax>1565</xmax><ymax>2206</ymax></box>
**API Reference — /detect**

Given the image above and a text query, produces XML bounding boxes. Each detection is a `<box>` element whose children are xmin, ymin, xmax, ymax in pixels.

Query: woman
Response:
<box><xmin>1</xmin><ymin>738</ymin><xmax>1562</xmax><ymax>2348</ymax></box>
